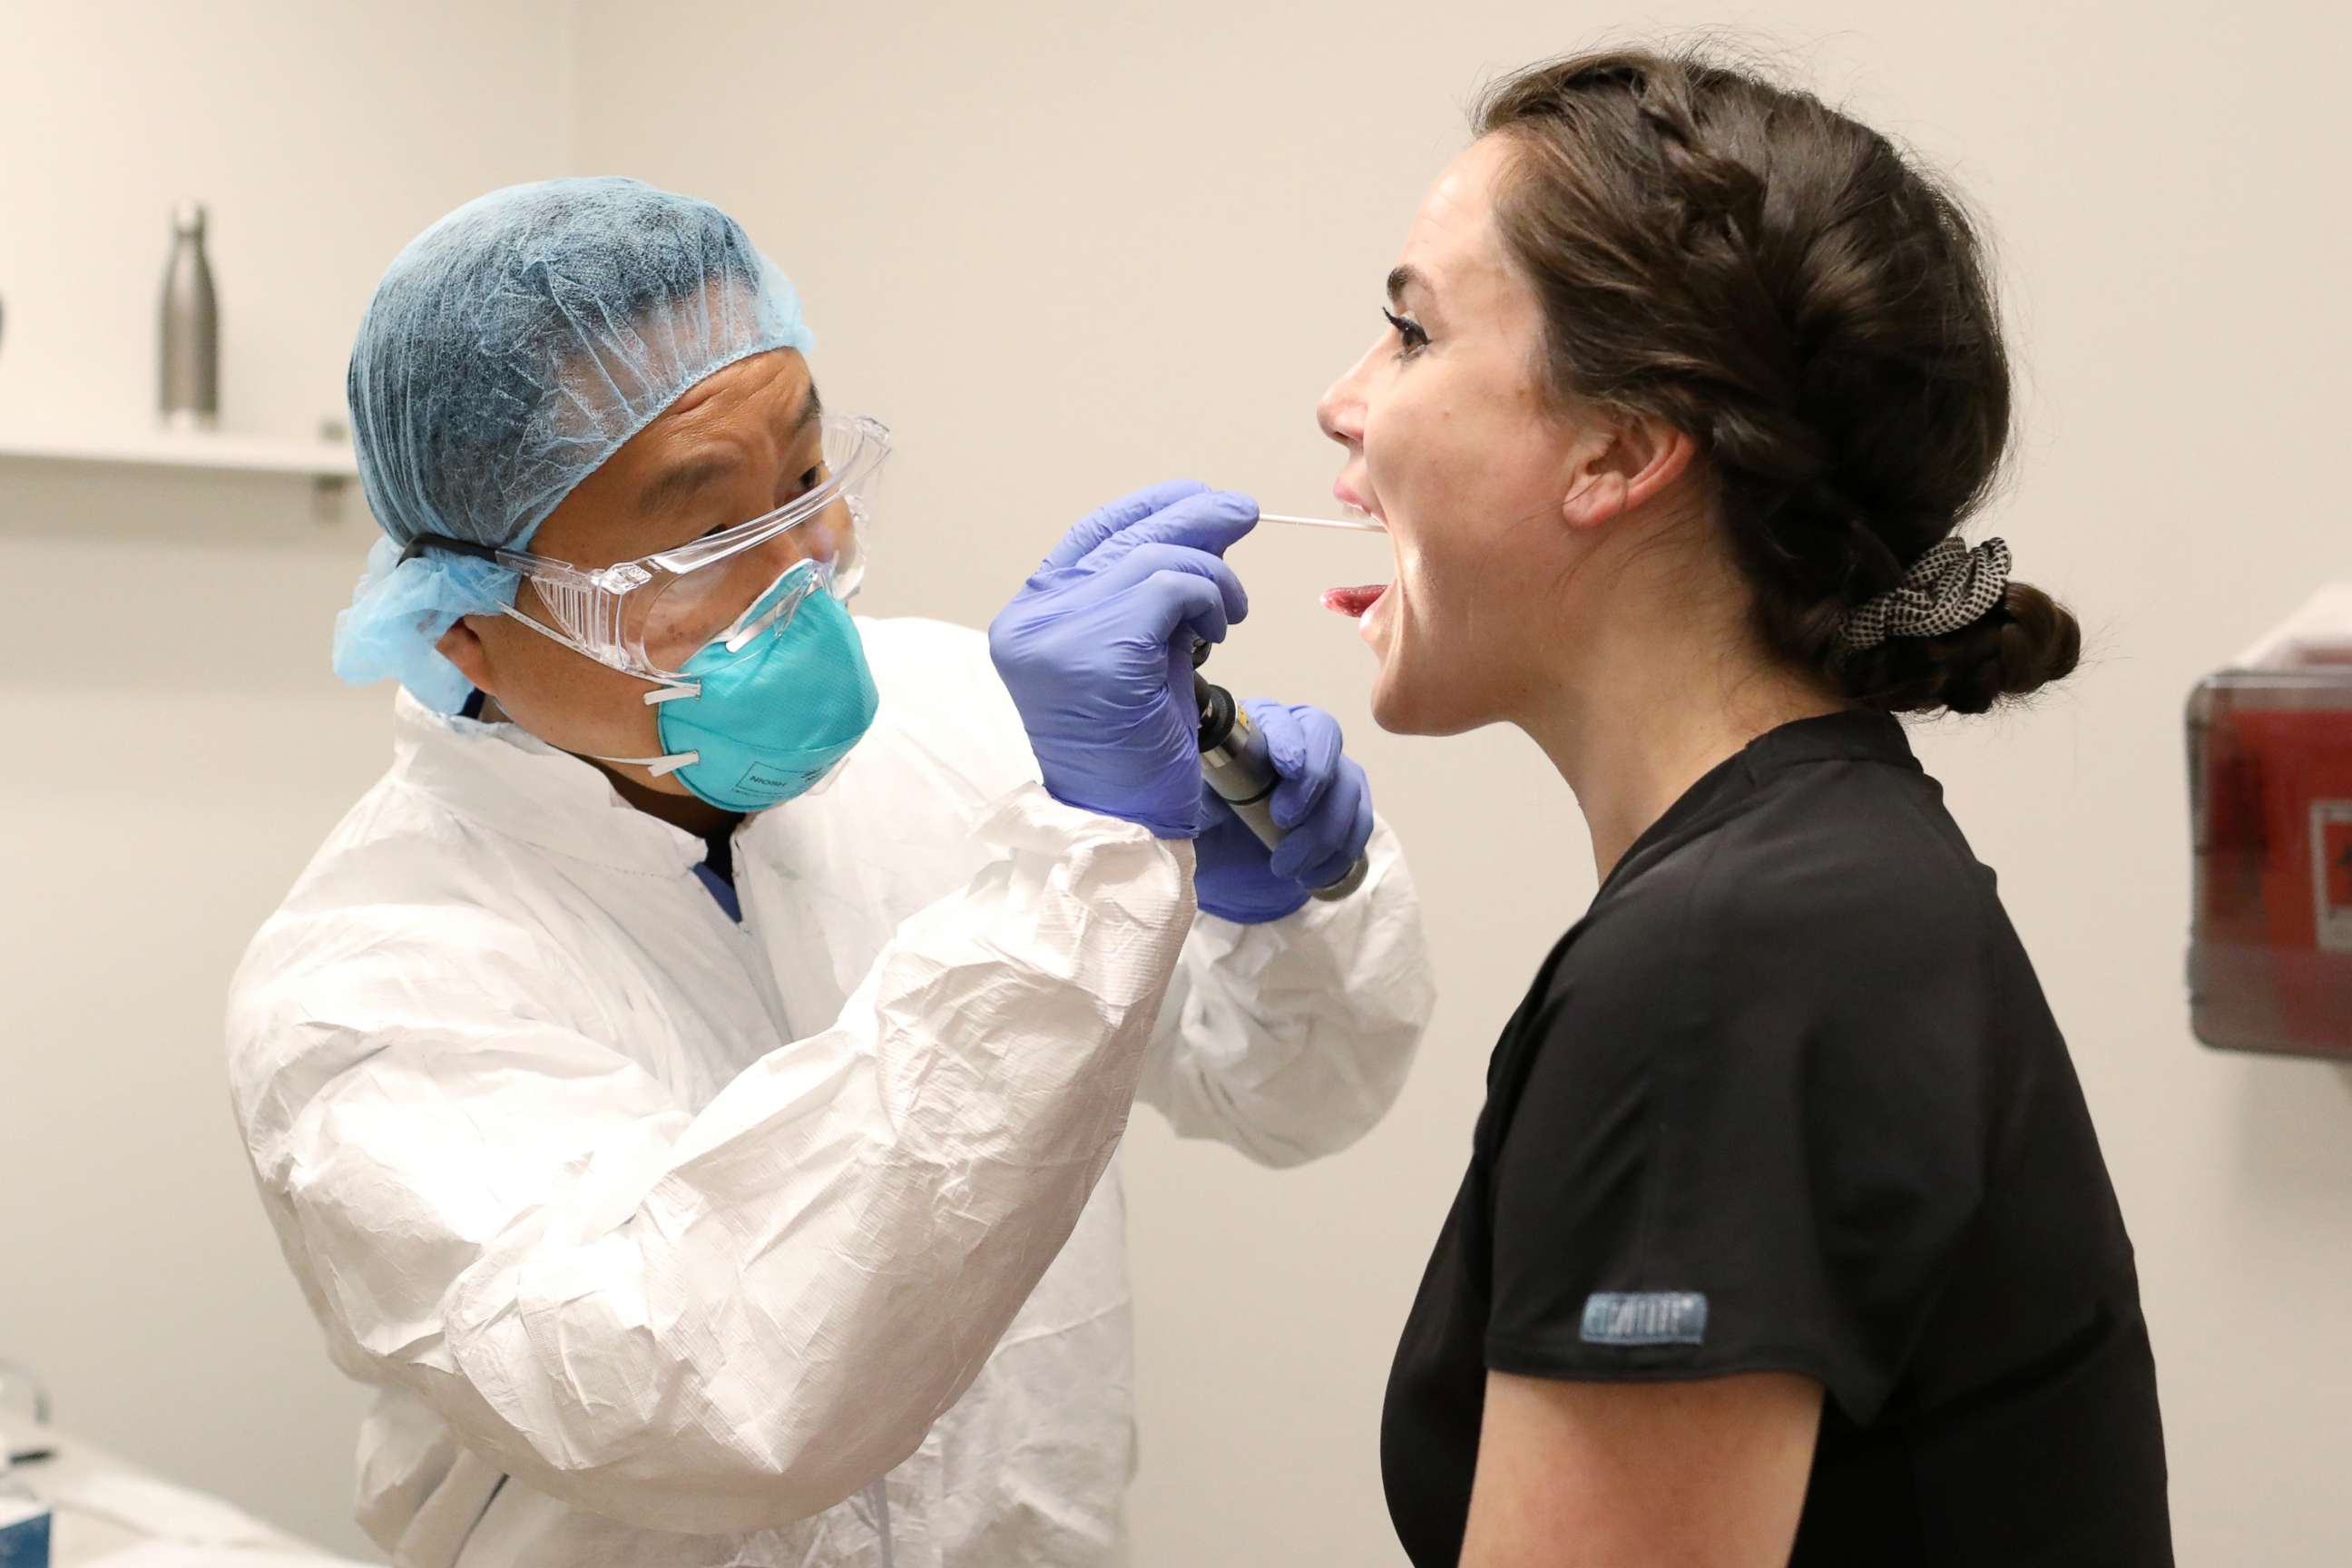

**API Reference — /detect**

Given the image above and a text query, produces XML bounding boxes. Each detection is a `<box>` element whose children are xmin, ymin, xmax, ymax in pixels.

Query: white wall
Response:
<box><xmin>5</xmin><ymin>2</ymin><xmax>2347</xmax><ymax>1563</ymax></box>
<box><xmin>0</xmin><ymin>4</ymin><xmax>580</xmax><ymax>1556</ymax></box>
<box><xmin>573</xmin><ymin>2</ymin><xmax>2352</xmax><ymax>1564</ymax></box>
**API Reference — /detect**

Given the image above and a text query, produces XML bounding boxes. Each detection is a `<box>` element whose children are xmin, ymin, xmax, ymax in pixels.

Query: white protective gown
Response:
<box><xmin>226</xmin><ymin>615</ymin><xmax>1434</xmax><ymax>1568</ymax></box>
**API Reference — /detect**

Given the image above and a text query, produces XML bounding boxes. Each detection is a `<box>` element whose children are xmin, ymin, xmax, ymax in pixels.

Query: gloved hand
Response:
<box><xmin>1195</xmin><ymin>700</ymin><xmax>1376</xmax><ymax>923</ymax></box>
<box><xmin>991</xmin><ymin>481</ymin><xmax>1259</xmax><ymax>838</ymax></box>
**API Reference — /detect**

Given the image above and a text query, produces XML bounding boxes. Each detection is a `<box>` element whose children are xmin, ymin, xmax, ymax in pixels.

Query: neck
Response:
<box><xmin>476</xmin><ymin>693</ymin><xmax>742</xmax><ymax>839</ymax></box>
<box><xmin>1516</xmin><ymin>612</ymin><xmax>1843</xmax><ymax>883</ymax></box>
<box><xmin>599</xmin><ymin>763</ymin><xmax>741</xmax><ymax>838</ymax></box>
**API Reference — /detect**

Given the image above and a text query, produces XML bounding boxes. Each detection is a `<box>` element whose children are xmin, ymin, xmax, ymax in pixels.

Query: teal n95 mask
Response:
<box><xmin>612</xmin><ymin>563</ymin><xmax>880</xmax><ymax>809</ymax></box>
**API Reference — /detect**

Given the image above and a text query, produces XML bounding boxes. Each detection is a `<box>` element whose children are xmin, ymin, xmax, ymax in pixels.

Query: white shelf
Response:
<box><xmin>0</xmin><ymin>427</ymin><xmax>358</xmax><ymax>479</ymax></box>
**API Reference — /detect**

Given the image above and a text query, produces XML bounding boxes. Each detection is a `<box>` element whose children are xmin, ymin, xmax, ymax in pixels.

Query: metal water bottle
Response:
<box><xmin>159</xmin><ymin>202</ymin><xmax>219</xmax><ymax>429</ymax></box>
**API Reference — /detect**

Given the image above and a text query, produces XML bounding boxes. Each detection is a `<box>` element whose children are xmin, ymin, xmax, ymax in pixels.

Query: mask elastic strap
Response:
<box><xmin>590</xmin><ymin>748</ymin><xmax>700</xmax><ymax>779</ymax></box>
<box><xmin>489</xmin><ymin>604</ymin><xmax>704</xmax><ymax>777</ymax></box>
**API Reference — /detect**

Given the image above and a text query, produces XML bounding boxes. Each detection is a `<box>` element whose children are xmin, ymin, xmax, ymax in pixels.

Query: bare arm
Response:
<box><xmin>1460</xmin><ymin>1371</ymin><xmax>1824</xmax><ymax>1568</ymax></box>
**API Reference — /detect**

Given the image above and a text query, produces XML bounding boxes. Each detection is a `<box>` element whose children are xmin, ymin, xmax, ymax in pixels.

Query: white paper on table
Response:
<box><xmin>44</xmin><ymin>1469</ymin><xmax>293</xmax><ymax>1550</ymax></box>
<box><xmin>81</xmin><ymin>1544</ymin><xmax>368</xmax><ymax>1568</ymax></box>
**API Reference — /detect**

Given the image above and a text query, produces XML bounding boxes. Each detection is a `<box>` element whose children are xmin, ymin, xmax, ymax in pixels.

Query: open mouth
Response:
<box><xmin>1322</xmin><ymin>487</ymin><xmax>1393</xmax><ymax>619</ymax></box>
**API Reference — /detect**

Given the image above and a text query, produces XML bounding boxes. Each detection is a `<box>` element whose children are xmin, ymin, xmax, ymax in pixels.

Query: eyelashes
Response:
<box><xmin>1383</xmin><ymin>307</ymin><xmax>1429</xmax><ymax>356</ymax></box>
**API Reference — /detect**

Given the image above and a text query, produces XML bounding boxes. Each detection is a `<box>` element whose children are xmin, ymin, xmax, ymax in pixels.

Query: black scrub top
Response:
<box><xmin>1382</xmin><ymin>711</ymin><xmax>2171</xmax><ymax>1566</ymax></box>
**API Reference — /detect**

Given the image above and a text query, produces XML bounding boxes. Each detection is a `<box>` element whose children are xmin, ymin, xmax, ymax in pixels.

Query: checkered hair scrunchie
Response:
<box><xmin>1836</xmin><ymin>535</ymin><xmax>2014</xmax><ymax>655</ymax></box>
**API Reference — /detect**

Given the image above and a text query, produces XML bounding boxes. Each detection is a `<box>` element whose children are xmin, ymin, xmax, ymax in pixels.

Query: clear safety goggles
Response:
<box><xmin>399</xmin><ymin>414</ymin><xmax>890</xmax><ymax>688</ymax></box>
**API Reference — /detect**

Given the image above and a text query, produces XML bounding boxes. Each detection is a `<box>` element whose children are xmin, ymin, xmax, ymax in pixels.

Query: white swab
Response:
<box><xmin>1259</xmin><ymin>511</ymin><xmax>1387</xmax><ymax>534</ymax></box>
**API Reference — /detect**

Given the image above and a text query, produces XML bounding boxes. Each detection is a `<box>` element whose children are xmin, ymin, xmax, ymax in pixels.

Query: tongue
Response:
<box><xmin>1323</xmin><ymin>583</ymin><xmax>1388</xmax><ymax>619</ymax></box>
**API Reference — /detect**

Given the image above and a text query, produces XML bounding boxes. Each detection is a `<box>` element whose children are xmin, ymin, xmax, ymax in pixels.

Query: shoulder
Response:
<box><xmin>1493</xmin><ymin>756</ymin><xmax>2017</xmax><ymax>1252</ymax></box>
<box><xmin>854</xmin><ymin>613</ymin><xmax>995</xmax><ymax>687</ymax></box>
<box><xmin>1579</xmin><ymin>754</ymin><xmax>1995</xmax><ymax>1007</ymax></box>
<box><xmin>225</xmin><ymin>781</ymin><xmax>588</xmax><ymax>1122</ymax></box>
<box><xmin>851</xmin><ymin>613</ymin><xmax>1036</xmax><ymax>790</ymax></box>
<box><xmin>856</xmin><ymin>614</ymin><xmax>1024</xmax><ymax>740</ymax></box>
<box><xmin>1523</xmin><ymin>754</ymin><xmax>2011</xmax><ymax>1124</ymax></box>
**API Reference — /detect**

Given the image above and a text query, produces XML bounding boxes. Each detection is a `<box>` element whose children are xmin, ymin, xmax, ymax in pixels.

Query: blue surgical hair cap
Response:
<box><xmin>332</xmin><ymin>175</ymin><xmax>814</xmax><ymax>712</ymax></box>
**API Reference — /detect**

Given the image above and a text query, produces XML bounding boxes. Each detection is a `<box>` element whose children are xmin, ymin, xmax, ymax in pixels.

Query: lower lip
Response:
<box><xmin>1321</xmin><ymin>584</ymin><xmax>1387</xmax><ymax>618</ymax></box>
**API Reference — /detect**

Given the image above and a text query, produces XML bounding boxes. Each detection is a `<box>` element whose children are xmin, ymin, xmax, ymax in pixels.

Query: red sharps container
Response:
<box><xmin>2188</xmin><ymin>599</ymin><xmax>2352</xmax><ymax>1059</ymax></box>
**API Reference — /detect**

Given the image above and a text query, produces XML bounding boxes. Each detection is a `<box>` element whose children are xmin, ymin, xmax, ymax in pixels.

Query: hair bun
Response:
<box><xmin>1838</xmin><ymin>582</ymin><xmax>2080</xmax><ymax>715</ymax></box>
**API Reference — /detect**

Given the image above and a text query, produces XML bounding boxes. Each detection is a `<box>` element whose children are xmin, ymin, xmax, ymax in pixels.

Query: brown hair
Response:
<box><xmin>1475</xmin><ymin>47</ymin><xmax>2078</xmax><ymax>714</ymax></box>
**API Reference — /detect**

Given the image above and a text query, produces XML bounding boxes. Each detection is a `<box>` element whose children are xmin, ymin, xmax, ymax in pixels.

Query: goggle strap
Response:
<box><xmin>495</xmin><ymin>602</ymin><xmax>698</xmax><ymax>694</ymax></box>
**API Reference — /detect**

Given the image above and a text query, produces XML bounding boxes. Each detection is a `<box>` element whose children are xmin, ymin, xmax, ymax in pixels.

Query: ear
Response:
<box><xmin>1561</xmin><ymin>414</ymin><xmax>1700</xmax><ymax>533</ymax></box>
<box><xmin>435</xmin><ymin>616</ymin><xmax>498</xmax><ymax>700</ymax></box>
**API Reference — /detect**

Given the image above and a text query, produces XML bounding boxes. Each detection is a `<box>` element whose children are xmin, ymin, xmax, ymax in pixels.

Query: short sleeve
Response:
<box><xmin>1480</xmin><ymin>855</ymin><xmax>1996</xmax><ymax>1425</ymax></box>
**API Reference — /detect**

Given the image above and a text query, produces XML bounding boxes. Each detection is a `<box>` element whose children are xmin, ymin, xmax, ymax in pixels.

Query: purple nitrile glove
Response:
<box><xmin>989</xmin><ymin>481</ymin><xmax>1259</xmax><ymax>838</ymax></box>
<box><xmin>1194</xmin><ymin>699</ymin><xmax>1374</xmax><ymax>923</ymax></box>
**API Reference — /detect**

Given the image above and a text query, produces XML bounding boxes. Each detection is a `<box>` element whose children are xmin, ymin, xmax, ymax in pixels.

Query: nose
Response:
<box><xmin>1317</xmin><ymin>344</ymin><xmax>1373</xmax><ymax>451</ymax></box>
<box><xmin>753</xmin><ymin>521</ymin><xmax>822</xmax><ymax>577</ymax></box>
<box><xmin>760</xmin><ymin>490</ymin><xmax>851</xmax><ymax>569</ymax></box>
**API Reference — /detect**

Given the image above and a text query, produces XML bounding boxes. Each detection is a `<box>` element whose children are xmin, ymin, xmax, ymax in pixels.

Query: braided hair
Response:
<box><xmin>1476</xmin><ymin>49</ymin><xmax>2078</xmax><ymax>714</ymax></box>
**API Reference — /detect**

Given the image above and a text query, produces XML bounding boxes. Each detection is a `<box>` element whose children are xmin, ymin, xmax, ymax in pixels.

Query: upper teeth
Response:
<box><xmin>1341</xmin><ymin>500</ymin><xmax>1372</xmax><ymax>519</ymax></box>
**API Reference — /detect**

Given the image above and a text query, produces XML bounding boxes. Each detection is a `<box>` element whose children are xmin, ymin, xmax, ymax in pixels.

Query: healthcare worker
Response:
<box><xmin>225</xmin><ymin>178</ymin><xmax>1433</xmax><ymax>1568</ymax></box>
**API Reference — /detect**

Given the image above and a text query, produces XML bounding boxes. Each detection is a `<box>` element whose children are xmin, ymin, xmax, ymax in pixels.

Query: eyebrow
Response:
<box><xmin>1387</xmin><ymin>265</ymin><xmax>1428</xmax><ymax>304</ymax></box>
<box><xmin>637</xmin><ymin>384</ymin><xmax>826</xmax><ymax>516</ymax></box>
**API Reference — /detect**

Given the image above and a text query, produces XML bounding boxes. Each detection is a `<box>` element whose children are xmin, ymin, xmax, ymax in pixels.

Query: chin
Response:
<box><xmin>1370</xmin><ymin>659</ymin><xmax>1485</xmax><ymax>738</ymax></box>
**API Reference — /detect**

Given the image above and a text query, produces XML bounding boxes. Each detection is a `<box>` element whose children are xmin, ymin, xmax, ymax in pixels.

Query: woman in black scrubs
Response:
<box><xmin>1315</xmin><ymin>47</ymin><xmax>2171</xmax><ymax>1567</ymax></box>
